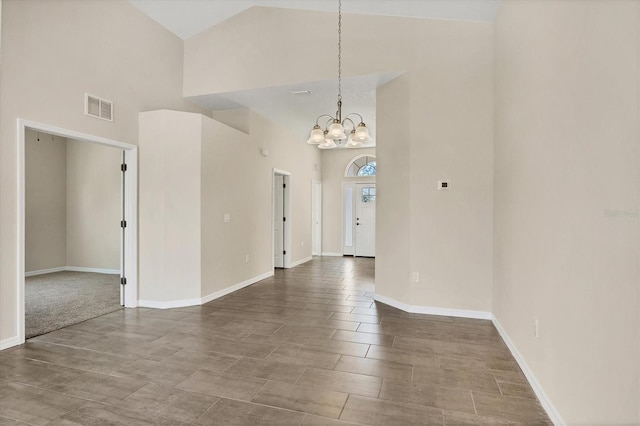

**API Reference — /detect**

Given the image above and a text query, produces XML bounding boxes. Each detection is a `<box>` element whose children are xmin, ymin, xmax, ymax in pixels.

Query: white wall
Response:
<box><xmin>66</xmin><ymin>139</ymin><xmax>121</xmax><ymax>270</ymax></box>
<box><xmin>184</xmin><ymin>7</ymin><xmax>495</xmax><ymax>314</ymax></box>
<box><xmin>0</xmin><ymin>0</ymin><xmax>207</xmax><ymax>345</ymax></box>
<box><xmin>493</xmin><ymin>1</ymin><xmax>639</xmax><ymax>424</ymax></box>
<box><xmin>321</xmin><ymin>147</ymin><xmax>376</xmax><ymax>255</ymax></box>
<box><xmin>25</xmin><ymin>129</ymin><xmax>67</xmax><ymax>271</ymax></box>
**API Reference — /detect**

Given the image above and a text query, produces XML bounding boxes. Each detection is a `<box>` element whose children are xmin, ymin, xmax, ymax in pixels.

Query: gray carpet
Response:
<box><xmin>25</xmin><ymin>271</ymin><xmax>122</xmax><ymax>339</ymax></box>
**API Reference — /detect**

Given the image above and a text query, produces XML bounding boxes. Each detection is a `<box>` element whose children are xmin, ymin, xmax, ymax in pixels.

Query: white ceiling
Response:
<box><xmin>129</xmin><ymin>0</ymin><xmax>502</xmax><ymax>40</ymax></box>
<box><xmin>129</xmin><ymin>0</ymin><xmax>502</xmax><ymax>147</ymax></box>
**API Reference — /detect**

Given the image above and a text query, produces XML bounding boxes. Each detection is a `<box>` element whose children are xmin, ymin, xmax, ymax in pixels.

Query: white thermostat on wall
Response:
<box><xmin>438</xmin><ymin>180</ymin><xmax>451</xmax><ymax>190</ymax></box>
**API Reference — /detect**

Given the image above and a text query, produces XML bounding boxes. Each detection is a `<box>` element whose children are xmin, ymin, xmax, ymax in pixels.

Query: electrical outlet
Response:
<box><xmin>412</xmin><ymin>272</ymin><xmax>420</xmax><ymax>283</ymax></box>
<box><xmin>438</xmin><ymin>180</ymin><xmax>451</xmax><ymax>190</ymax></box>
<box><xmin>245</xmin><ymin>254</ymin><xmax>250</xmax><ymax>263</ymax></box>
<box><xmin>534</xmin><ymin>318</ymin><xmax>539</xmax><ymax>338</ymax></box>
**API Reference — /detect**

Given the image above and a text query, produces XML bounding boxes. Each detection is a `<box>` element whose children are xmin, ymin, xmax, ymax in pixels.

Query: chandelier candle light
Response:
<box><xmin>307</xmin><ymin>0</ymin><xmax>372</xmax><ymax>149</ymax></box>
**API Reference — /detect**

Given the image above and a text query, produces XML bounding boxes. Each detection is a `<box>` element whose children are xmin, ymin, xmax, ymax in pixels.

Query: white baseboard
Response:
<box><xmin>139</xmin><ymin>271</ymin><xmax>274</xmax><ymax>310</ymax></box>
<box><xmin>492</xmin><ymin>316</ymin><xmax>565</xmax><ymax>426</ymax></box>
<box><xmin>25</xmin><ymin>266</ymin><xmax>119</xmax><ymax>277</ymax></box>
<box><xmin>0</xmin><ymin>336</ymin><xmax>22</xmax><ymax>351</ymax></box>
<box><xmin>200</xmin><ymin>271</ymin><xmax>273</xmax><ymax>304</ymax></box>
<box><xmin>290</xmin><ymin>256</ymin><xmax>312</xmax><ymax>268</ymax></box>
<box><xmin>321</xmin><ymin>252</ymin><xmax>343</xmax><ymax>257</ymax></box>
<box><xmin>25</xmin><ymin>267</ymin><xmax>66</xmax><ymax>277</ymax></box>
<box><xmin>373</xmin><ymin>293</ymin><xmax>492</xmax><ymax>320</ymax></box>
<box><xmin>65</xmin><ymin>266</ymin><xmax>120</xmax><ymax>275</ymax></box>
<box><xmin>138</xmin><ymin>297</ymin><xmax>202</xmax><ymax>309</ymax></box>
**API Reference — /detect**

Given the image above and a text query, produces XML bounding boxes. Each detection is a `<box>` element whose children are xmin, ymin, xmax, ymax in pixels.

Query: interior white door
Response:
<box><xmin>355</xmin><ymin>183</ymin><xmax>376</xmax><ymax>257</ymax></box>
<box><xmin>311</xmin><ymin>181</ymin><xmax>322</xmax><ymax>256</ymax></box>
<box><xmin>274</xmin><ymin>175</ymin><xmax>284</xmax><ymax>268</ymax></box>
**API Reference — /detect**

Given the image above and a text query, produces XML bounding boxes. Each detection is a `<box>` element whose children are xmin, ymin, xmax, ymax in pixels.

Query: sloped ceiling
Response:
<box><xmin>130</xmin><ymin>0</ymin><xmax>501</xmax><ymax>40</ymax></box>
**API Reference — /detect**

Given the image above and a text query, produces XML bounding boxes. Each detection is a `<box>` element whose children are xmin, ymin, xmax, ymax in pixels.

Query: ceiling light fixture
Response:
<box><xmin>307</xmin><ymin>0</ymin><xmax>371</xmax><ymax>149</ymax></box>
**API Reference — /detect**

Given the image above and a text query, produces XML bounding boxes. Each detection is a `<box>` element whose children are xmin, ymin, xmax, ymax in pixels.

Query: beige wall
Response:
<box><xmin>25</xmin><ymin>129</ymin><xmax>67</xmax><ymax>272</ymax></box>
<box><xmin>139</xmin><ymin>110</ymin><xmax>202</xmax><ymax>303</ymax></box>
<box><xmin>376</xmin><ymin>75</ymin><xmax>412</xmax><ymax>303</ymax></box>
<box><xmin>184</xmin><ymin>7</ymin><xmax>495</xmax><ymax>313</ymax></box>
<box><xmin>0</xmin><ymin>0</ymin><xmax>207</xmax><ymax>344</ymax></box>
<box><xmin>140</xmin><ymin>109</ymin><xmax>321</xmax><ymax>304</ymax></box>
<box><xmin>494</xmin><ymin>1</ymin><xmax>639</xmax><ymax>424</ymax></box>
<box><xmin>321</xmin><ymin>147</ymin><xmax>376</xmax><ymax>255</ymax></box>
<box><xmin>66</xmin><ymin>139</ymin><xmax>121</xmax><ymax>270</ymax></box>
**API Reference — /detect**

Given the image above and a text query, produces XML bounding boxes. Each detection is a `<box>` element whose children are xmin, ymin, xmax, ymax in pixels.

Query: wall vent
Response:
<box><xmin>85</xmin><ymin>93</ymin><xmax>113</xmax><ymax>122</ymax></box>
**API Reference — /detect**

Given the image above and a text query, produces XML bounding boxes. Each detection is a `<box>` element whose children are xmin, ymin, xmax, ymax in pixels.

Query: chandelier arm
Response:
<box><xmin>315</xmin><ymin>114</ymin><xmax>336</xmax><ymax>127</ymax></box>
<box><xmin>344</xmin><ymin>112</ymin><xmax>365</xmax><ymax>124</ymax></box>
<box><xmin>342</xmin><ymin>117</ymin><xmax>356</xmax><ymax>132</ymax></box>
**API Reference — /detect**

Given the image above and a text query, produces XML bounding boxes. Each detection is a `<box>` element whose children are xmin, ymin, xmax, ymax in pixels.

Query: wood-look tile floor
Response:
<box><xmin>0</xmin><ymin>257</ymin><xmax>551</xmax><ymax>425</ymax></box>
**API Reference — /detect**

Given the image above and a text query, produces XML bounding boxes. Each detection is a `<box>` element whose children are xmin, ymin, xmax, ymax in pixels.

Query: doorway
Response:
<box><xmin>17</xmin><ymin>119</ymin><xmax>138</xmax><ymax>344</ymax></box>
<box><xmin>273</xmin><ymin>169</ymin><xmax>291</xmax><ymax>269</ymax></box>
<box><xmin>355</xmin><ymin>183</ymin><xmax>376</xmax><ymax>257</ymax></box>
<box><xmin>343</xmin><ymin>182</ymin><xmax>376</xmax><ymax>257</ymax></box>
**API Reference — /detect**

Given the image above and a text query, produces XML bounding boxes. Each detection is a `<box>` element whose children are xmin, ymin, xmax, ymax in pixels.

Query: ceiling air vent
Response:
<box><xmin>85</xmin><ymin>93</ymin><xmax>113</xmax><ymax>122</ymax></box>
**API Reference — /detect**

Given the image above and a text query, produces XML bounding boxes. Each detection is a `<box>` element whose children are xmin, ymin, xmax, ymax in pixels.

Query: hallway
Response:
<box><xmin>0</xmin><ymin>257</ymin><xmax>550</xmax><ymax>425</ymax></box>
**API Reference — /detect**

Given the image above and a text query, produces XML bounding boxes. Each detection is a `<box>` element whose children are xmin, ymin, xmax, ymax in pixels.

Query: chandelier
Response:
<box><xmin>306</xmin><ymin>0</ymin><xmax>371</xmax><ymax>149</ymax></box>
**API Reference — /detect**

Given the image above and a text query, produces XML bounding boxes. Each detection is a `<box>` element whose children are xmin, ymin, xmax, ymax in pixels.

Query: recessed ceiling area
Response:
<box><xmin>187</xmin><ymin>73</ymin><xmax>402</xmax><ymax>146</ymax></box>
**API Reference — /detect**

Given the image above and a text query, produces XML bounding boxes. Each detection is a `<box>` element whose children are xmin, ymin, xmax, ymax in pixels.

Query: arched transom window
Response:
<box><xmin>345</xmin><ymin>155</ymin><xmax>376</xmax><ymax>177</ymax></box>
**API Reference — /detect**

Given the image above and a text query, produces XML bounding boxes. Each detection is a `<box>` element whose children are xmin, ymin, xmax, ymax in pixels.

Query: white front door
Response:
<box><xmin>274</xmin><ymin>175</ymin><xmax>284</xmax><ymax>268</ymax></box>
<box><xmin>355</xmin><ymin>183</ymin><xmax>376</xmax><ymax>257</ymax></box>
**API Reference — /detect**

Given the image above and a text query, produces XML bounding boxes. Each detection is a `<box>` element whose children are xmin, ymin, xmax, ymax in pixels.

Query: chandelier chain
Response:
<box><xmin>337</xmin><ymin>0</ymin><xmax>342</xmax><ymax>101</ymax></box>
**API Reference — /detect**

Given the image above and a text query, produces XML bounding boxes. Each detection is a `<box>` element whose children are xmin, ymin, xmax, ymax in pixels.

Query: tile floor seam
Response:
<box><xmin>494</xmin><ymin>375</ymin><xmax>504</xmax><ymax>395</ymax></box>
<box><xmin>337</xmin><ymin>392</ymin><xmax>351</xmax><ymax>420</ymax></box>
<box><xmin>250</xmin><ymin>379</ymin><xmax>271</xmax><ymax>401</ymax></box>
<box><xmin>193</xmin><ymin>396</ymin><xmax>223</xmax><ymax>424</ymax></box>
<box><xmin>470</xmin><ymin>389</ymin><xmax>478</xmax><ymax>415</ymax></box>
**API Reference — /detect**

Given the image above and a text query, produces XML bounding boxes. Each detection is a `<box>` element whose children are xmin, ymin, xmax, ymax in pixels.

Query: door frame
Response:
<box><xmin>17</xmin><ymin>119</ymin><xmax>138</xmax><ymax>343</ymax></box>
<box><xmin>272</xmin><ymin>169</ymin><xmax>291</xmax><ymax>269</ymax></box>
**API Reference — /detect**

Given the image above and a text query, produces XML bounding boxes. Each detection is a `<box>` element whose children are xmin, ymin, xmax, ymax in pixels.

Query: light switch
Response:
<box><xmin>224</xmin><ymin>213</ymin><xmax>230</xmax><ymax>223</ymax></box>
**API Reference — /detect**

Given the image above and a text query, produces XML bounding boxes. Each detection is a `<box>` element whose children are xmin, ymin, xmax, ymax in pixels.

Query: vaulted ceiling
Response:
<box><xmin>129</xmin><ymin>1</ymin><xmax>502</xmax><ymax>146</ymax></box>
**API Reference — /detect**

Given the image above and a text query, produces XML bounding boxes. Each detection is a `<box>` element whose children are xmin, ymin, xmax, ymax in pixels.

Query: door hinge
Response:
<box><xmin>283</xmin><ymin>250</ymin><xmax>286</xmax><ymax>255</ymax></box>
<box><xmin>283</xmin><ymin>183</ymin><xmax>286</xmax><ymax>189</ymax></box>
<box><xmin>120</xmin><ymin>277</ymin><xmax>127</xmax><ymax>285</ymax></box>
<box><xmin>283</xmin><ymin>217</ymin><xmax>286</xmax><ymax>222</ymax></box>
<box><xmin>121</xmin><ymin>163</ymin><xmax>127</xmax><ymax>172</ymax></box>
<box><xmin>120</xmin><ymin>220</ymin><xmax>127</xmax><ymax>228</ymax></box>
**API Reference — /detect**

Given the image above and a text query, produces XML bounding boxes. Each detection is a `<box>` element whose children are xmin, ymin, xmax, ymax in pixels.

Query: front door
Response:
<box><xmin>355</xmin><ymin>183</ymin><xmax>375</xmax><ymax>257</ymax></box>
